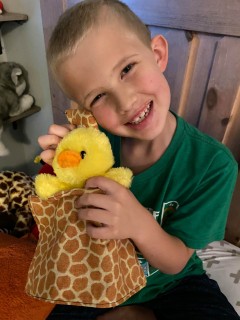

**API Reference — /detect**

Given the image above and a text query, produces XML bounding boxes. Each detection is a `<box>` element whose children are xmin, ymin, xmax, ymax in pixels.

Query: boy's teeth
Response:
<box><xmin>130</xmin><ymin>103</ymin><xmax>151</xmax><ymax>124</ymax></box>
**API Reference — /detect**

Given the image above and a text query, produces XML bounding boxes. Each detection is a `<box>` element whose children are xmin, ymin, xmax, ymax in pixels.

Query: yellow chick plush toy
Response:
<box><xmin>35</xmin><ymin>126</ymin><xmax>132</xmax><ymax>200</ymax></box>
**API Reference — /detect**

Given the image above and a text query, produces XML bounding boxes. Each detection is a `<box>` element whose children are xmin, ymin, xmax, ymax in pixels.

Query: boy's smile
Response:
<box><xmin>57</xmin><ymin>19</ymin><xmax>175</xmax><ymax>147</ymax></box>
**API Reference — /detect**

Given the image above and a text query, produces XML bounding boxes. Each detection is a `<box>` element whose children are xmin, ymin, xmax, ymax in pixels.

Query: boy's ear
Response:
<box><xmin>151</xmin><ymin>35</ymin><xmax>168</xmax><ymax>72</ymax></box>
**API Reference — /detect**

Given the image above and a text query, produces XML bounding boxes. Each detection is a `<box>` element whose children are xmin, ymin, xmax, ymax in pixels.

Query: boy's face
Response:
<box><xmin>57</xmin><ymin>20</ymin><xmax>171</xmax><ymax>141</ymax></box>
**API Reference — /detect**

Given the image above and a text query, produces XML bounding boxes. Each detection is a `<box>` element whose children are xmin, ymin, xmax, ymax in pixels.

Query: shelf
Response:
<box><xmin>0</xmin><ymin>11</ymin><xmax>28</xmax><ymax>23</ymax></box>
<box><xmin>5</xmin><ymin>105</ymin><xmax>41</xmax><ymax>124</ymax></box>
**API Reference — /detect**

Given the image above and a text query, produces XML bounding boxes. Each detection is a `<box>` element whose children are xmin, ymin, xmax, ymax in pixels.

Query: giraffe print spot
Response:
<box><xmin>82</xmin><ymin>118</ymin><xmax>88</xmax><ymax>127</ymax></box>
<box><xmin>126</xmin><ymin>241</ymin><xmax>135</xmax><ymax>253</ymax></box>
<box><xmin>87</xmin><ymin>253</ymin><xmax>100</xmax><ymax>269</ymax></box>
<box><xmin>127</xmin><ymin>257</ymin><xmax>136</xmax><ymax>268</ymax></box>
<box><xmin>101</xmin><ymin>255</ymin><xmax>113</xmax><ymax>272</ymax></box>
<box><xmin>64</xmin><ymin>200</ymin><xmax>74</xmax><ymax>212</ymax></box>
<box><xmin>78</xmin><ymin>221</ymin><xmax>86</xmax><ymax>232</ymax></box>
<box><xmin>113</xmin><ymin>264</ymin><xmax>120</xmax><ymax>279</ymax></box>
<box><xmin>73</xmin><ymin>248</ymin><xmax>88</xmax><ymax>262</ymax></box>
<box><xmin>40</xmin><ymin>263</ymin><xmax>47</xmax><ymax>277</ymax></box>
<box><xmin>45</xmin><ymin>226</ymin><xmax>52</xmax><ymax>236</ymax></box>
<box><xmin>57</xmin><ymin>253</ymin><xmax>70</xmax><ymax>272</ymax></box>
<box><xmin>47</xmin><ymin>270</ymin><xmax>56</xmax><ymax>287</ymax></box>
<box><xmin>57</xmin><ymin>276</ymin><xmax>71</xmax><ymax>290</ymax></box>
<box><xmin>33</xmin><ymin>264</ymin><xmax>41</xmax><ymax>280</ymax></box>
<box><xmin>131</xmin><ymin>265</ymin><xmax>141</xmax><ymax>283</ymax></box>
<box><xmin>91</xmin><ymin>271</ymin><xmax>102</xmax><ymax>281</ymax></box>
<box><xmin>70</xmin><ymin>263</ymin><xmax>88</xmax><ymax>276</ymax></box>
<box><xmin>117</xmin><ymin>292</ymin><xmax>123</xmax><ymax>302</ymax></box>
<box><xmin>79</xmin><ymin>234</ymin><xmax>90</xmax><ymax>248</ymax></box>
<box><xmin>125</xmin><ymin>274</ymin><xmax>133</xmax><ymax>289</ymax></box>
<box><xmin>63</xmin><ymin>239</ymin><xmax>80</xmax><ymax>254</ymax></box>
<box><xmin>41</xmin><ymin>231</ymin><xmax>49</xmax><ymax>243</ymax></box>
<box><xmin>47</xmin><ymin>259</ymin><xmax>55</xmax><ymax>271</ymax></box>
<box><xmin>56</xmin><ymin>208</ymin><xmax>64</xmax><ymax>218</ymax></box>
<box><xmin>78</xmin><ymin>291</ymin><xmax>93</xmax><ymax>303</ymax></box>
<box><xmin>35</xmin><ymin>255</ymin><xmax>43</xmax><ymax>267</ymax></box>
<box><xmin>119</xmin><ymin>247</ymin><xmax>128</xmax><ymax>260</ymax></box>
<box><xmin>62</xmin><ymin>290</ymin><xmax>76</xmax><ymax>301</ymax></box>
<box><xmin>69</xmin><ymin>212</ymin><xmax>79</xmax><ymax>224</ymax></box>
<box><xmin>75</xmin><ymin>114</ymin><xmax>81</xmax><ymax>124</ymax></box>
<box><xmin>37</xmin><ymin>278</ymin><xmax>45</xmax><ymax>295</ymax></box>
<box><xmin>103</xmin><ymin>273</ymin><xmax>113</xmax><ymax>284</ymax></box>
<box><xmin>120</xmin><ymin>260</ymin><xmax>128</xmax><ymax>274</ymax></box>
<box><xmin>106</xmin><ymin>284</ymin><xmax>117</xmax><ymax>302</ymax></box>
<box><xmin>66</xmin><ymin>225</ymin><xmax>78</xmax><ymax>238</ymax></box>
<box><xmin>107</xmin><ymin>241</ymin><xmax>116</xmax><ymax>253</ymax></box>
<box><xmin>90</xmin><ymin>242</ymin><xmax>105</xmax><ymax>255</ymax></box>
<box><xmin>33</xmin><ymin>203</ymin><xmax>44</xmax><ymax>216</ymax></box>
<box><xmin>58</xmin><ymin>218</ymin><xmax>66</xmax><ymax>231</ymax></box>
<box><xmin>89</xmin><ymin>116</ymin><xmax>97</xmax><ymax>125</ymax></box>
<box><xmin>48</xmin><ymin>286</ymin><xmax>59</xmax><ymax>299</ymax></box>
<box><xmin>52</xmin><ymin>246</ymin><xmax>60</xmax><ymax>260</ymax></box>
<box><xmin>91</xmin><ymin>283</ymin><xmax>104</xmax><ymax>300</ymax></box>
<box><xmin>73</xmin><ymin>277</ymin><xmax>88</xmax><ymax>291</ymax></box>
<box><xmin>45</xmin><ymin>205</ymin><xmax>55</xmax><ymax>217</ymax></box>
<box><xmin>39</xmin><ymin>217</ymin><xmax>49</xmax><ymax>226</ymax></box>
<box><xmin>40</xmin><ymin>243</ymin><xmax>48</xmax><ymax>255</ymax></box>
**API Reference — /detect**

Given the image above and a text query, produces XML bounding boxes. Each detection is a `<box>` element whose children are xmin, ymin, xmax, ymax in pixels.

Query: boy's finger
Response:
<box><xmin>85</xmin><ymin>176</ymin><xmax>121</xmax><ymax>194</ymax></box>
<box><xmin>38</xmin><ymin>134</ymin><xmax>61</xmax><ymax>150</ymax></box>
<box><xmin>39</xmin><ymin>149</ymin><xmax>55</xmax><ymax>165</ymax></box>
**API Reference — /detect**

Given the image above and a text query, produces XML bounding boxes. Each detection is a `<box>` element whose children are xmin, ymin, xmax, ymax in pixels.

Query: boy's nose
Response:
<box><xmin>115</xmin><ymin>85</ymin><xmax>136</xmax><ymax>114</ymax></box>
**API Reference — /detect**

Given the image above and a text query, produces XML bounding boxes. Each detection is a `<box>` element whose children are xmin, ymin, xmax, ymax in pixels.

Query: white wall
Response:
<box><xmin>0</xmin><ymin>0</ymin><xmax>53</xmax><ymax>175</ymax></box>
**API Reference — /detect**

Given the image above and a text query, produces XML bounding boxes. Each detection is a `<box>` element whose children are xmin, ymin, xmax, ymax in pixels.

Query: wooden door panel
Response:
<box><xmin>124</xmin><ymin>0</ymin><xmax>240</xmax><ymax>37</ymax></box>
<box><xmin>183</xmin><ymin>34</ymin><xmax>219</xmax><ymax>126</ymax></box>
<box><xmin>199</xmin><ymin>37</ymin><xmax>240</xmax><ymax>144</ymax></box>
<box><xmin>156</xmin><ymin>29</ymin><xmax>191</xmax><ymax>115</ymax></box>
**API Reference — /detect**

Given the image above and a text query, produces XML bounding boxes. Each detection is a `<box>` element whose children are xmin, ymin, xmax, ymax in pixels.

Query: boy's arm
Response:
<box><xmin>131</xmin><ymin>210</ymin><xmax>194</xmax><ymax>274</ymax></box>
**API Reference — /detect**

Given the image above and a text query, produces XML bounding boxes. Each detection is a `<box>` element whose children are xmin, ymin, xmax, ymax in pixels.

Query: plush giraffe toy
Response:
<box><xmin>26</xmin><ymin>108</ymin><xmax>146</xmax><ymax>308</ymax></box>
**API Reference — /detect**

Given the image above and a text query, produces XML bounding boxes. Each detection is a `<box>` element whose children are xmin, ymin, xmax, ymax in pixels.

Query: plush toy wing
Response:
<box><xmin>34</xmin><ymin>174</ymin><xmax>71</xmax><ymax>200</ymax></box>
<box><xmin>104</xmin><ymin>167</ymin><xmax>133</xmax><ymax>188</ymax></box>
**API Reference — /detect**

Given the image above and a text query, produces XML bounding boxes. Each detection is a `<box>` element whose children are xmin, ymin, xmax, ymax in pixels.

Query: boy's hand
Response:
<box><xmin>75</xmin><ymin>176</ymin><xmax>149</xmax><ymax>240</ymax></box>
<box><xmin>38</xmin><ymin>124</ymin><xmax>75</xmax><ymax>165</ymax></box>
<box><xmin>76</xmin><ymin>177</ymin><xmax>194</xmax><ymax>273</ymax></box>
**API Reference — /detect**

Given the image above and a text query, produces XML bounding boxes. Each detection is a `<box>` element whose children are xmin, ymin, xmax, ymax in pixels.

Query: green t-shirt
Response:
<box><xmin>104</xmin><ymin>113</ymin><xmax>238</xmax><ymax>304</ymax></box>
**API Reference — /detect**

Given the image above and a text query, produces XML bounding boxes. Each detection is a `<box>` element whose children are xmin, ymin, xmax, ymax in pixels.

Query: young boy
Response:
<box><xmin>39</xmin><ymin>1</ymin><xmax>239</xmax><ymax>319</ymax></box>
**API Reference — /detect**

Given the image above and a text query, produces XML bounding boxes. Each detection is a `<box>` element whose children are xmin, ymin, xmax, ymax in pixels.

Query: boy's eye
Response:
<box><xmin>91</xmin><ymin>93</ymin><xmax>105</xmax><ymax>106</ymax></box>
<box><xmin>121</xmin><ymin>63</ymin><xmax>134</xmax><ymax>79</ymax></box>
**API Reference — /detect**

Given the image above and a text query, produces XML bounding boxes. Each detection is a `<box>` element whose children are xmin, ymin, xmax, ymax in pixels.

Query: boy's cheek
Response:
<box><xmin>93</xmin><ymin>108</ymin><xmax>118</xmax><ymax>128</ymax></box>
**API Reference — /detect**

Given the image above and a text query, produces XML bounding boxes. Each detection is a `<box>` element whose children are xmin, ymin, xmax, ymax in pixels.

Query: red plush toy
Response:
<box><xmin>0</xmin><ymin>1</ymin><xmax>4</xmax><ymax>15</ymax></box>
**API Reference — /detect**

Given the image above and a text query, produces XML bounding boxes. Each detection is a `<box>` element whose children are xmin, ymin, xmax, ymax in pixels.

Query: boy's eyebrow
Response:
<box><xmin>83</xmin><ymin>54</ymin><xmax>139</xmax><ymax>104</ymax></box>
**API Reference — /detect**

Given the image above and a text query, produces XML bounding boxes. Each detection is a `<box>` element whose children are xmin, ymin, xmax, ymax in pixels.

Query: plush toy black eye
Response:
<box><xmin>80</xmin><ymin>151</ymin><xmax>86</xmax><ymax>159</ymax></box>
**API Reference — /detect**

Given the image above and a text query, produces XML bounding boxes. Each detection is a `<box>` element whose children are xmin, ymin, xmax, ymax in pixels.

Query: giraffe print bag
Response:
<box><xmin>26</xmin><ymin>188</ymin><xmax>146</xmax><ymax>308</ymax></box>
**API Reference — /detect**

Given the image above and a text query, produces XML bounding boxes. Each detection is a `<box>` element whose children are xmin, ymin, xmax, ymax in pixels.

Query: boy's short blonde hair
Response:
<box><xmin>47</xmin><ymin>0</ymin><xmax>151</xmax><ymax>75</ymax></box>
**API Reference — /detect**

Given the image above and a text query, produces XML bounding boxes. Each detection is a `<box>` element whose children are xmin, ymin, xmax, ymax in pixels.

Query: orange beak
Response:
<box><xmin>57</xmin><ymin>150</ymin><xmax>81</xmax><ymax>168</ymax></box>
